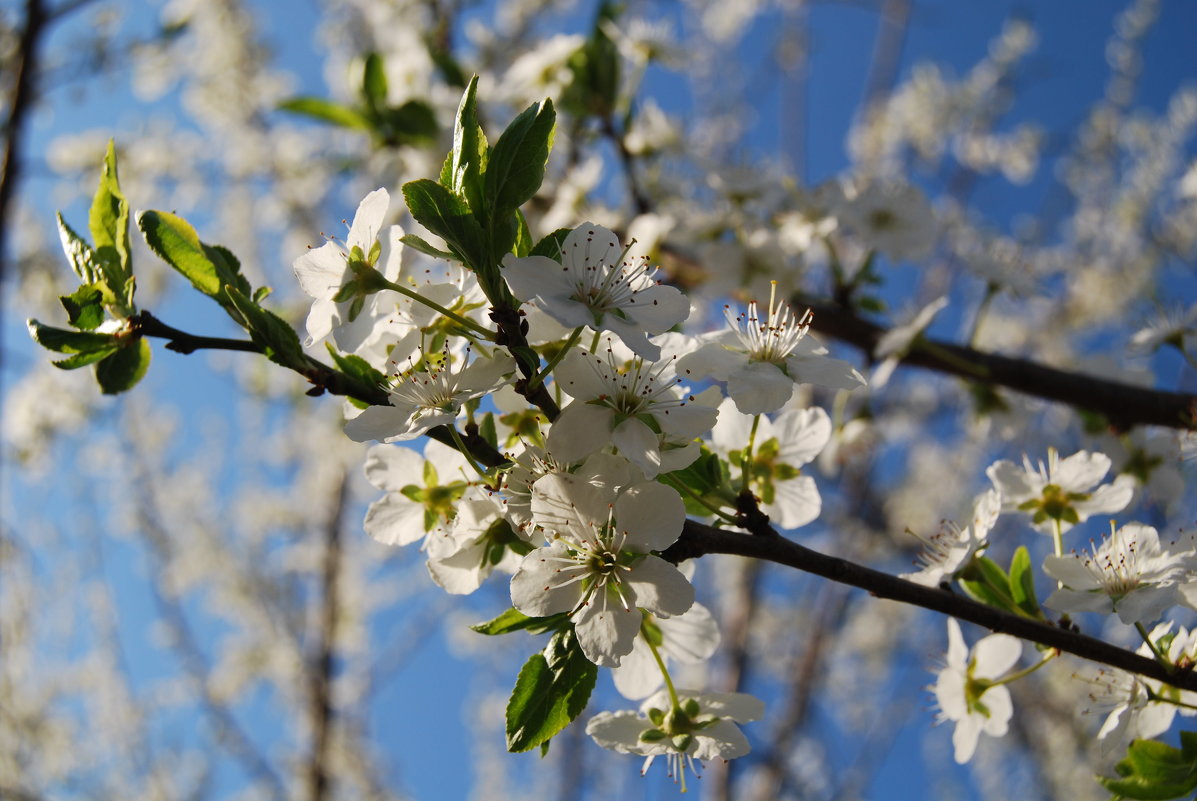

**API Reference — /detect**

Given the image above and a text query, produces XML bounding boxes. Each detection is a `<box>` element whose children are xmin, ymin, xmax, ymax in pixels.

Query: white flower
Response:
<box><xmin>986</xmin><ymin>448</ymin><xmax>1134</xmax><ymax>535</ymax></box>
<box><xmin>1043</xmin><ymin>523</ymin><xmax>1183</xmax><ymax>625</ymax></box>
<box><xmin>612</xmin><ymin>600</ymin><xmax>721</xmax><ymax>700</ymax></box>
<box><xmin>293</xmin><ymin>188</ymin><xmax>389</xmax><ymax>348</ymax></box>
<box><xmin>500</xmin><ymin>223</ymin><xmax>690</xmax><ymax>361</ymax></box>
<box><xmin>361</xmin><ymin>440</ymin><xmax>472</xmax><ymax>547</ymax></box>
<box><xmin>343</xmin><ymin>348</ymin><xmax>516</xmax><ymax>443</ymax></box>
<box><xmin>677</xmin><ymin>284</ymin><xmax>865</xmax><ymax>415</ymax></box>
<box><xmin>547</xmin><ymin>345</ymin><xmax>717</xmax><ymax>479</ymax></box>
<box><xmin>509</xmin><ymin>473</ymin><xmax>694</xmax><ymax>666</ymax></box>
<box><xmin>585</xmin><ymin>689</ymin><xmax>764</xmax><ymax>789</ymax></box>
<box><xmin>425</xmin><ymin>490</ymin><xmax>528</xmax><ymax>595</ymax></box>
<box><xmin>1085</xmin><ymin>625</ymin><xmax>1193</xmax><ymax>747</ymax></box>
<box><xmin>709</xmin><ymin>399</ymin><xmax>831</xmax><ymax>529</ymax></box>
<box><xmin>902</xmin><ymin>489</ymin><xmax>1000</xmax><ymax>587</ymax></box>
<box><xmin>837</xmin><ymin>181</ymin><xmax>937</xmax><ymax>262</ymax></box>
<box><xmin>933</xmin><ymin>618</ymin><xmax>1021</xmax><ymax>764</ymax></box>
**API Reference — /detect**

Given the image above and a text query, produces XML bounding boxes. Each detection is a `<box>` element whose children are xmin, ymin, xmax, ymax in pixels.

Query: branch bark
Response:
<box><xmin>663</xmin><ymin>519</ymin><xmax>1197</xmax><ymax>693</ymax></box>
<box><xmin>798</xmin><ymin>295</ymin><xmax>1197</xmax><ymax>431</ymax></box>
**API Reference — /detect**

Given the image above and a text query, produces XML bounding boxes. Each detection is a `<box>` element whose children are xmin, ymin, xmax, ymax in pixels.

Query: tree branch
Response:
<box><xmin>798</xmin><ymin>295</ymin><xmax>1197</xmax><ymax>431</ymax></box>
<box><xmin>663</xmin><ymin>519</ymin><xmax>1197</xmax><ymax>692</ymax></box>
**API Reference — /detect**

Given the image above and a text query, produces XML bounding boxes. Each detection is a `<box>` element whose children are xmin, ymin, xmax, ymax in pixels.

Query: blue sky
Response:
<box><xmin>8</xmin><ymin>1</ymin><xmax>1197</xmax><ymax>799</ymax></box>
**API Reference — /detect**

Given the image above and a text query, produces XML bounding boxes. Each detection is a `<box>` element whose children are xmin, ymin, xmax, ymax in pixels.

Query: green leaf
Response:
<box><xmin>1008</xmin><ymin>546</ymin><xmax>1042</xmax><ymax>618</ymax></box>
<box><xmin>477</xmin><ymin>412</ymin><xmax>499</xmax><ymax>450</ymax></box>
<box><xmin>361</xmin><ymin>52</ymin><xmax>388</xmax><ymax>109</ymax></box>
<box><xmin>56</xmin><ymin>212</ymin><xmax>103</xmax><ymax>286</ymax></box>
<box><xmin>472</xmin><ymin>608</ymin><xmax>569</xmax><ymax>636</ymax></box>
<box><xmin>485</xmin><ymin>98</ymin><xmax>556</xmax><ymax>216</ymax></box>
<box><xmin>505</xmin><ymin>629</ymin><xmax>598</xmax><ymax>753</ymax></box>
<box><xmin>60</xmin><ymin>284</ymin><xmax>106</xmax><ymax>330</ymax></box>
<box><xmin>441</xmin><ymin>76</ymin><xmax>488</xmax><ymax>215</ymax></box>
<box><xmin>400</xmin><ymin>233</ymin><xmax>458</xmax><ymax>262</ymax></box>
<box><xmin>95</xmin><ymin>338</ymin><xmax>151</xmax><ymax>394</ymax></box>
<box><xmin>511</xmin><ymin>210</ymin><xmax>533</xmax><ymax>258</ymax></box>
<box><xmin>530</xmin><ymin>228</ymin><xmax>572</xmax><ymax>260</ymax></box>
<box><xmin>137</xmin><ymin>211</ymin><xmax>251</xmax><ymax>319</ymax></box>
<box><xmin>223</xmin><ymin>285</ymin><xmax>305</xmax><ymax>368</ymax></box>
<box><xmin>88</xmin><ymin>140</ymin><xmax>132</xmax><ymax>299</ymax></box>
<box><xmin>278</xmin><ymin>97</ymin><xmax>372</xmax><ymax>130</ymax></box>
<box><xmin>402</xmin><ymin>179</ymin><xmax>485</xmax><ymax>268</ymax></box>
<box><xmin>325</xmin><ymin>343</ymin><xmax>387</xmax><ymax>388</ymax></box>
<box><xmin>960</xmin><ymin>556</ymin><xmax>1018</xmax><ymax>612</ymax></box>
<box><xmin>379</xmin><ymin>99</ymin><xmax>439</xmax><ymax>145</ymax></box>
<box><xmin>53</xmin><ymin>347</ymin><xmax>120</xmax><ymax>370</ymax></box>
<box><xmin>28</xmin><ymin>319</ymin><xmax>118</xmax><ymax>354</ymax></box>
<box><xmin>1100</xmin><ymin>733</ymin><xmax>1197</xmax><ymax>800</ymax></box>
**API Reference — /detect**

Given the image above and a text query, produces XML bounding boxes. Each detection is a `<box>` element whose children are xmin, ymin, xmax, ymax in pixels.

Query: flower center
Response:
<box><xmin>727</xmin><ymin>282</ymin><xmax>812</xmax><ymax>364</ymax></box>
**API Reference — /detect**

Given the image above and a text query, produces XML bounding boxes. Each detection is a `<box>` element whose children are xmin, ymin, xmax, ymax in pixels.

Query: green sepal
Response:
<box><xmin>440</xmin><ymin>76</ymin><xmax>488</xmax><ymax>216</ymax></box>
<box><xmin>28</xmin><ymin>319</ymin><xmax>118</xmax><ymax>354</ymax></box>
<box><xmin>1099</xmin><ymin>731</ymin><xmax>1197</xmax><ymax>800</ymax></box>
<box><xmin>278</xmin><ymin>97</ymin><xmax>372</xmax><ymax>130</ymax></box>
<box><xmin>530</xmin><ymin>228</ymin><xmax>572</xmax><ymax>260</ymax></box>
<box><xmin>472</xmin><ymin>607</ymin><xmax>569</xmax><ymax>636</ymax></box>
<box><xmin>95</xmin><ymin>337</ymin><xmax>151</xmax><ymax>394</ymax></box>
<box><xmin>484</xmin><ymin>97</ymin><xmax>556</xmax><ymax>217</ymax></box>
<box><xmin>60</xmin><ymin>284</ymin><xmax>106</xmax><ymax>330</ymax></box>
<box><xmin>400</xmin><ymin>233</ymin><xmax>458</xmax><ymax>262</ymax></box>
<box><xmin>137</xmin><ymin>210</ymin><xmax>252</xmax><ymax>321</ymax></box>
<box><xmin>1008</xmin><ymin>546</ymin><xmax>1042</xmax><ymax>618</ymax></box>
<box><xmin>223</xmin><ymin>285</ymin><xmax>305</xmax><ymax>368</ymax></box>
<box><xmin>325</xmin><ymin>343</ymin><xmax>387</xmax><ymax>389</ymax></box>
<box><xmin>88</xmin><ymin>140</ymin><xmax>133</xmax><ymax>307</ymax></box>
<box><xmin>505</xmin><ymin>628</ymin><xmax>598</xmax><ymax>753</ymax></box>
<box><xmin>401</xmin><ymin>179</ymin><xmax>485</xmax><ymax>269</ymax></box>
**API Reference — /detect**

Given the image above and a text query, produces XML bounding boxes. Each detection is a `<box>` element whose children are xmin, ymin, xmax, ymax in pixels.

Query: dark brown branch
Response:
<box><xmin>798</xmin><ymin>295</ymin><xmax>1197</xmax><ymax>431</ymax></box>
<box><xmin>307</xmin><ymin>472</ymin><xmax>348</xmax><ymax>801</ymax></box>
<box><xmin>664</xmin><ymin>520</ymin><xmax>1197</xmax><ymax>692</ymax></box>
<box><xmin>0</xmin><ymin>0</ymin><xmax>46</xmax><ymax>279</ymax></box>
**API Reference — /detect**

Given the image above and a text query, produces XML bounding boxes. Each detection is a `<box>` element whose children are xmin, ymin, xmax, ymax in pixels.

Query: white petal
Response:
<box><xmin>343</xmin><ymin>404</ymin><xmax>418</xmax><ymax>443</ymax></box>
<box><xmin>293</xmin><ymin>241</ymin><xmax>346</xmax><ymax>300</ymax></box>
<box><xmin>363</xmin><ymin>444</ymin><xmax>425</xmax><ymax>491</ymax></box>
<box><xmin>625</xmin><ymin>284</ymin><xmax>690</xmax><ymax>333</ymax></box>
<box><xmin>769</xmin><ymin>476</ymin><xmax>821</xmax><ymax>529</ymax></box>
<box><xmin>500</xmin><ymin>253</ymin><xmax>569</xmax><ymax>302</ymax></box>
<box><xmin>972</xmin><ymin>634</ymin><xmax>1021</xmax><ymax>680</ymax></box>
<box><xmin>573</xmin><ymin>587</ymin><xmax>642</xmax><ymax>666</ymax></box>
<box><xmin>727</xmin><ymin>362</ymin><xmax>795</xmax><ymax>414</ymax></box>
<box><xmin>658</xmin><ymin>602</ymin><xmax>721</xmax><ymax>663</ymax></box>
<box><xmin>676</xmin><ymin>342</ymin><xmax>746</xmax><ymax>382</ymax></box>
<box><xmin>546</xmin><ymin>403</ymin><xmax>614</xmax><ymax>463</ymax></box>
<box><xmin>363</xmin><ymin>495</ymin><xmax>426</xmax><ymax>546</ymax></box>
<box><xmin>510</xmin><ymin>544</ymin><xmax>584</xmax><ymax>616</ymax></box>
<box><xmin>624</xmin><ymin>556</ymin><xmax>695</xmax><ymax>617</ymax></box>
<box><xmin>772</xmin><ymin>406</ymin><xmax>832</xmax><ymax>465</ymax></box>
<box><xmin>692</xmin><ymin>721</ymin><xmax>750</xmax><ymax>760</ymax></box>
<box><xmin>346</xmin><ymin>188</ymin><xmax>389</xmax><ymax>252</ymax></box>
<box><xmin>612</xmin><ymin>417</ymin><xmax>663</xmax><ymax>478</ymax></box>
<box><xmin>612</xmin><ymin>636</ymin><xmax>663</xmax><ymax>699</ymax></box>
<box><xmin>616</xmin><ymin>482</ymin><xmax>685</xmax><ymax>552</ymax></box>
<box><xmin>585</xmin><ymin>711</ymin><xmax>651</xmax><ymax>753</ymax></box>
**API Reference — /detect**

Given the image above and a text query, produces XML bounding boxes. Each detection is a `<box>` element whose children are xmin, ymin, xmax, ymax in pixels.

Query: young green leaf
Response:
<box><xmin>137</xmin><ymin>211</ymin><xmax>252</xmax><ymax>320</ymax></box>
<box><xmin>400</xmin><ymin>233</ymin><xmax>458</xmax><ymax>262</ymax></box>
<box><xmin>88</xmin><ymin>140</ymin><xmax>133</xmax><ymax>302</ymax></box>
<box><xmin>223</xmin><ymin>285</ymin><xmax>305</xmax><ymax>368</ymax></box>
<box><xmin>278</xmin><ymin>97</ymin><xmax>372</xmax><ymax>130</ymax></box>
<box><xmin>60</xmin><ymin>284</ymin><xmax>107</xmax><ymax>330</ymax></box>
<box><xmin>95</xmin><ymin>338</ymin><xmax>151</xmax><ymax>395</ymax></box>
<box><xmin>472</xmin><ymin>607</ymin><xmax>569</xmax><ymax>636</ymax></box>
<box><xmin>441</xmin><ymin>76</ymin><xmax>488</xmax><ymax>215</ymax></box>
<box><xmin>505</xmin><ymin>628</ymin><xmax>598</xmax><ymax>753</ymax></box>
<box><xmin>361</xmin><ymin>52</ymin><xmax>389</xmax><ymax>109</ymax></box>
<box><xmin>530</xmin><ymin>228</ymin><xmax>572</xmax><ymax>260</ymax></box>
<box><xmin>28</xmin><ymin>319</ymin><xmax>119</xmax><ymax>354</ymax></box>
<box><xmin>1100</xmin><ymin>732</ymin><xmax>1197</xmax><ymax>800</ymax></box>
<box><xmin>1008</xmin><ymin>546</ymin><xmax>1042</xmax><ymax>618</ymax></box>
<box><xmin>485</xmin><ymin>98</ymin><xmax>556</xmax><ymax>216</ymax></box>
<box><xmin>402</xmin><ymin>179</ymin><xmax>485</xmax><ymax>268</ymax></box>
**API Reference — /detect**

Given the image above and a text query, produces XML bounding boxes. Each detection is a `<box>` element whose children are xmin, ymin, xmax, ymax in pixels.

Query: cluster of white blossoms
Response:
<box><xmin>292</xmin><ymin>193</ymin><xmax>1197</xmax><ymax>784</ymax></box>
<box><xmin>291</xmin><ymin>206</ymin><xmax>871</xmax><ymax>780</ymax></box>
<box><xmin>914</xmin><ymin>447</ymin><xmax>1197</xmax><ymax>764</ymax></box>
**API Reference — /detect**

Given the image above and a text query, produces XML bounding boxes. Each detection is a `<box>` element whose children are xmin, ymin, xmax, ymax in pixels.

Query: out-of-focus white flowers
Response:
<box><xmin>986</xmin><ymin>448</ymin><xmax>1134</xmax><ymax>535</ymax></box>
